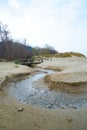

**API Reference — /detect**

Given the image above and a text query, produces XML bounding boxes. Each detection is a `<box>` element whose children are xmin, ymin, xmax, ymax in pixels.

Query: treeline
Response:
<box><xmin>0</xmin><ymin>41</ymin><xmax>57</xmax><ymax>60</ymax></box>
<box><xmin>0</xmin><ymin>22</ymin><xmax>57</xmax><ymax>60</ymax></box>
<box><xmin>0</xmin><ymin>40</ymin><xmax>33</xmax><ymax>60</ymax></box>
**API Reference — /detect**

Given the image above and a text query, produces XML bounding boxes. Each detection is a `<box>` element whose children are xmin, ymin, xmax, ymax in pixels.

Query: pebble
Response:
<box><xmin>20</xmin><ymin>90</ymin><xmax>87</xmax><ymax>109</ymax></box>
<box><xmin>17</xmin><ymin>107</ymin><xmax>23</xmax><ymax>112</ymax></box>
<box><xmin>66</xmin><ymin>117</ymin><xmax>73</xmax><ymax>122</ymax></box>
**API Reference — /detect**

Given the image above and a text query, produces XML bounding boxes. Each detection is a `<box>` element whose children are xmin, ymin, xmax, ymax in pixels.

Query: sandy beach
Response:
<box><xmin>0</xmin><ymin>58</ymin><xmax>87</xmax><ymax>130</ymax></box>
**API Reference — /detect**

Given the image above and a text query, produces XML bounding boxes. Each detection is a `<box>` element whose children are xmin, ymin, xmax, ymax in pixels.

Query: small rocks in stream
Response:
<box><xmin>60</xmin><ymin>105</ymin><xmax>66</xmax><ymax>109</ymax></box>
<box><xmin>68</xmin><ymin>104</ymin><xmax>77</xmax><ymax>109</ymax></box>
<box><xmin>17</xmin><ymin>107</ymin><xmax>23</xmax><ymax>112</ymax></box>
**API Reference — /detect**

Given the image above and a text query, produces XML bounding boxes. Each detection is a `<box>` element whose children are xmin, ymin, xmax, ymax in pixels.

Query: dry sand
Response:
<box><xmin>0</xmin><ymin>62</ymin><xmax>33</xmax><ymax>89</ymax></box>
<box><xmin>0</xmin><ymin>58</ymin><xmax>87</xmax><ymax>130</ymax></box>
<box><xmin>38</xmin><ymin>57</ymin><xmax>87</xmax><ymax>93</ymax></box>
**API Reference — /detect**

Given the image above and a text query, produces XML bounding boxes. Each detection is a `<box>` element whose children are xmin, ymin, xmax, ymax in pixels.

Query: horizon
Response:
<box><xmin>0</xmin><ymin>0</ymin><xmax>87</xmax><ymax>56</ymax></box>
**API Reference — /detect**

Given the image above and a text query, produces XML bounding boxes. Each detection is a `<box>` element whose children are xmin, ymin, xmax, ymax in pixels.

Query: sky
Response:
<box><xmin>0</xmin><ymin>0</ymin><xmax>87</xmax><ymax>56</ymax></box>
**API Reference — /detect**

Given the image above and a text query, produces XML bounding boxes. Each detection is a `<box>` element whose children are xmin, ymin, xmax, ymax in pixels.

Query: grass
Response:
<box><xmin>55</xmin><ymin>52</ymin><xmax>86</xmax><ymax>58</ymax></box>
<box><xmin>14</xmin><ymin>60</ymin><xmax>19</xmax><ymax>68</ymax></box>
<box><xmin>14</xmin><ymin>64</ymin><xmax>19</xmax><ymax>68</ymax></box>
<box><xmin>39</xmin><ymin>52</ymin><xmax>86</xmax><ymax>58</ymax></box>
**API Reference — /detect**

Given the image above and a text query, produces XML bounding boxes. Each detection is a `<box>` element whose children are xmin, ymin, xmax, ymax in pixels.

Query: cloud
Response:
<box><xmin>8</xmin><ymin>0</ymin><xmax>21</xmax><ymax>9</ymax></box>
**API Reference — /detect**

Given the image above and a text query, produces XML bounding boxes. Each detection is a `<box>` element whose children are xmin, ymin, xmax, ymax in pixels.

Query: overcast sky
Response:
<box><xmin>0</xmin><ymin>0</ymin><xmax>87</xmax><ymax>55</ymax></box>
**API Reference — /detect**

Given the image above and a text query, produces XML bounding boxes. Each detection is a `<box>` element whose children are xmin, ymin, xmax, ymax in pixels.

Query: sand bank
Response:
<box><xmin>38</xmin><ymin>57</ymin><xmax>87</xmax><ymax>93</ymax></box>
<box><xmin>0</xmin><ymin>62</ymin><xmax>33</xmax><ymax>89</ymax></box>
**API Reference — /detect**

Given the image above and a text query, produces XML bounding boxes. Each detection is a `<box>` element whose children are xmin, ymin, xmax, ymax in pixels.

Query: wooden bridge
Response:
<box><xmin>20</xmin><ymin>61</ymin><xmax>43</xmax><ymax>67</ymax></box>
<box><xmin>17</xmin><ymin>59</ymin><xmax>43</xmax><ymax>67</ymax></box>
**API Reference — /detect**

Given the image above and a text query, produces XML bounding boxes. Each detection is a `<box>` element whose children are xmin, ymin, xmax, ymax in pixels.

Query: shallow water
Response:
<box><xmin>8</xmin><ymin>69</ymin><xmax>87</xmax><ymax>109</ymax></box>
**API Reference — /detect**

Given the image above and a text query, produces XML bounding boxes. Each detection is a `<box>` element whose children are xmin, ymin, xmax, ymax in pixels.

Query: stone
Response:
<box><xmin>66</xmin><ymin>117</ymin><xmax>73</xmax><ymax>122</ymax></box>
<box><xmin>17</xmin><ymin>107</ymin><xmax>23</xmax><ymax>112</ymax></box>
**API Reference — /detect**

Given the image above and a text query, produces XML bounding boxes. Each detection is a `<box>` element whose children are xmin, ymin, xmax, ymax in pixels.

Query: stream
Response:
<box><xmin>7</xmin><ymin>69</ymin><xmax>87</xmax><ymax>109</ymax></box>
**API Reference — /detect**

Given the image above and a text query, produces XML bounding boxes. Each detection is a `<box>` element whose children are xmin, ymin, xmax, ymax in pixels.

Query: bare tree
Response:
<box><xmin>44</xmin><ymin>44</ymin><xmax>57</xmax><ymax>54</ymax></box>
<box><xmin>0</xmin><ymin>22</ymin><xmax>9</xmax><ymax>42</ymax></box>
<box><xmin>24</xmin><ymin>38</ymin><xmax>27</xmax><ymax>45</ymax></box>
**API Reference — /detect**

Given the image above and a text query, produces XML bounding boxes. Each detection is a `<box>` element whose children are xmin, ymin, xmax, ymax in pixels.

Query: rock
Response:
<box><xmin>66</xmin><ymin>117</ymin><xmax>73</xmax><ymax>122</ymax></box>
<box><xmin>69</xmin><ymin>105</ymin><xmax>77</xmax><ymax>109</ymax></box>
<box><xmin>60</xmin><ymin>105</ymin><xmax>66</xmax><ymax>109</ymax></box>
<box><xmin>17</xmin><ymin>107</ymin><xmax>23</xmax><ymax>112</ymax></box>
<box><xmin>48</xmin><ymin>104</ymin><xmax>53</xmax><ymax>108</ymax></box>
